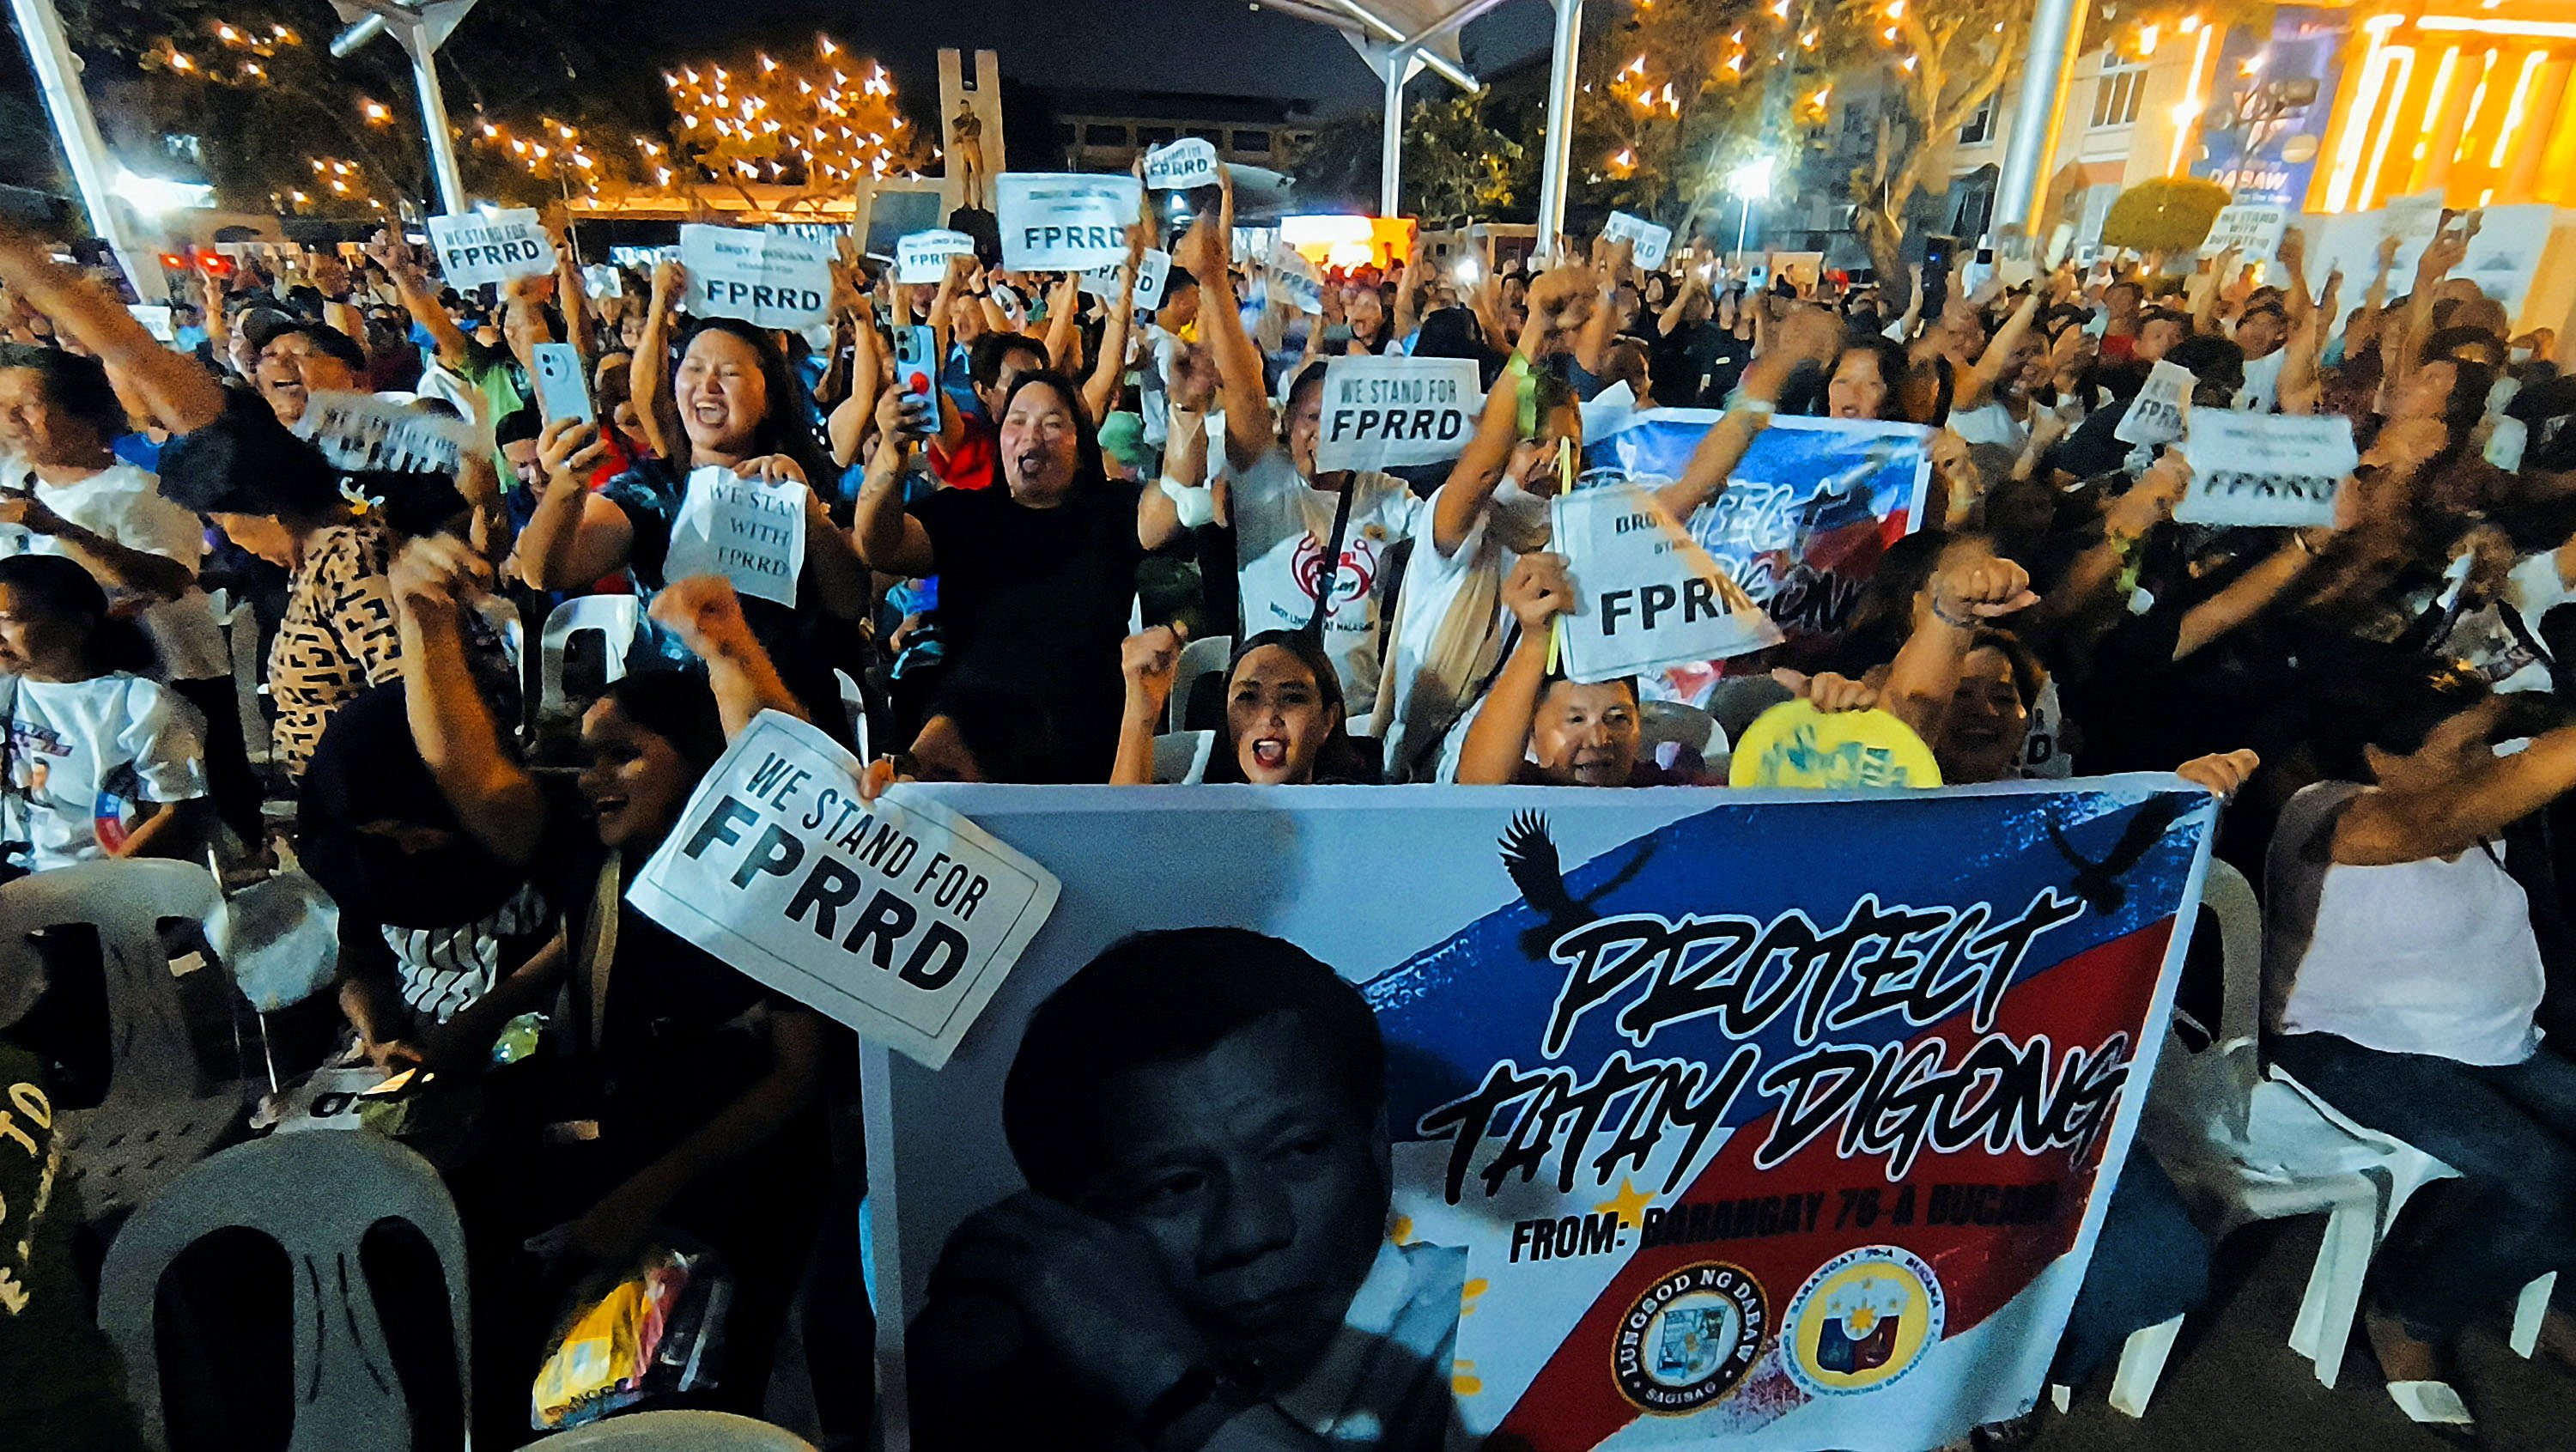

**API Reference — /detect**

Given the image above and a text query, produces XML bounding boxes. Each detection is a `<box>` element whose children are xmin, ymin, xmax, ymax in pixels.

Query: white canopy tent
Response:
<box><xmin>1254</xmin><ymin>0</ymin><xmax>1581</xmax><ymax>240</ymax></box>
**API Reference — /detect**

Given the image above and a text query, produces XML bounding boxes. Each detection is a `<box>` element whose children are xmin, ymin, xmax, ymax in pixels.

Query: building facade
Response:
<box><xmin>1783</xmin><ymin>3</ymin><xmax>2576</xmax><ymax>271</ymax></box>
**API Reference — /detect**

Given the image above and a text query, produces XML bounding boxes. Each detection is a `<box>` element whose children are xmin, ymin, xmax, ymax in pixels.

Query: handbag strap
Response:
<box><xmin>1303</xmin><ymin>481</ymin><xmax>1361</xmax><ymax>639</ymax></box>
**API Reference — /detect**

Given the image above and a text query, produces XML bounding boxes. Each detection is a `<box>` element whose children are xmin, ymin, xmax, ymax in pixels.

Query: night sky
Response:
<box><xmin>650</xmin><ymin>0</ymin><xmax>1558</xmax><ymax>114</ymax></box>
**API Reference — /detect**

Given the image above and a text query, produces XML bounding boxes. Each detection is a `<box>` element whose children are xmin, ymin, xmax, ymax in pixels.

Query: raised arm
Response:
<box><xmin>1042</xmin><ymin>270</ymin><xmax>1084</xmax><ymax>372</ymax></box>
<box><xmin>0</xmin><ymin>228</ymin><xmax>228</xmax><ymax>434</ymax></box>
<box><xmin>2279</xmin><ymin>266</ymin><xmax>2340</xmax><ymax>414</ymax></box>
<box><xmin>1457</xmin><ymin>554</ymin><xmax>1571</xmax><ymax>785</ymax></box>
<box><xmin>1112</xmin><ymin>626</ymin><xmax>1183</xmax><ymax>785</ymax></box>
<box><xmin>1652</xmin><ymin>305</ymin><xmax>1840</xmax><ymax>519</ymax></box>
<box><xmin>929</xmin><ymin>253</ymin><xmax>973</xmax><ymax>456</ymax></box>
<box><xmin>1956</xmin><ymin>291</ymin><xmax>2040</xmax><ymax>410</ymax></box>
<box><xmin>1879</xmin><ymin>549</ymin><xmax>2037</xmax><ymax>750</ymax></box>
<box><xmin>633</xmin><ymin>259</ymin><xmax>687</xmax><ymax>463</ymax></box>
<box><xmin>2338</xmin><ymin>710</ymin><xmax>2576</xmax><ymax>865</ymax></box>
<box><xmin>510</xmin><ymin>418</ymin><xmax>627</xmax><ymax>591</ymax></box>
<box><xmin>364</xmin><ymin>228</ymin><xmax>474</xmax><ymax>373</ymax></box>
<box><xmin>827</xmin><ymin>283</ymin><xmax>883</xmax><ymax>468</ymax></box>
<box><xmin>648</xmin><ymin>574</ymin><xmax>807</xmax><ymax>736</ymax></box>
<box><xmin>2173</xmin><ymin>528</ymin><xmax>2328</xmax><ymax>659</ymax></box>
<box><xmin>389</xmin><ymin>535</ymin><xmax>546</xmax><ymax>864</ymax></box>
<box><xmin>1390</xmin><ymin>232</ymin><xmax>1431</xmax><ymax>348</ymax></box>
<box><xmin>549</xmin><ymin>216</ymin><xmax>594</xmax><ymax>360</ymax></box>
<box><xmin>1184</xmin><ymin>170</ymin><xmax>1273</xmax><ymax>473</ymax></box>
<box><xmin>1428</xmin><ymin>266</ymin><xmax>1597</xmax><ymax>556</ymax></box>
<box><xmin>850</xmin><ymin>385</ymin><xmax>938</xmax><ymax>577</ymax></box>
<box><xmin>1573</xmin><ymin>239</ymin><xmax>1630</xmax><ymax>378</ymax></box>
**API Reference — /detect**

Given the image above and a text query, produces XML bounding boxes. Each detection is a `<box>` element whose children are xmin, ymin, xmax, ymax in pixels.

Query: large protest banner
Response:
<box><xmin>865</xmin><ymin>781</ymin><xmax>2214</xmax><ymax>1451</ymax></box>
<box><xmin>1582</xmin><ymin>412</ymin><xmax>1932</xmax><ymax>700</ymax></box>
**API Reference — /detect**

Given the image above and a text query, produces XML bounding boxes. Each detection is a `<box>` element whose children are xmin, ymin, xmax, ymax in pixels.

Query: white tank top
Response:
<box><xmin>2265</xmin><ymin>782</ymin><xmax>2544</xmax><ymax>1066</ymax></box>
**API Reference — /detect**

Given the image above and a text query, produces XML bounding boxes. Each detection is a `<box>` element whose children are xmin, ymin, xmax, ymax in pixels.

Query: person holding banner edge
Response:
<box><xmin>383</xmin><ymin>547</ymin><xmax>835</xmax><ymax>1443</ymax></box>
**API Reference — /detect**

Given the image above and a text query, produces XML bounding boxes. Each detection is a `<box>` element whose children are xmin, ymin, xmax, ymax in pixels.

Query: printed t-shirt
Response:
<box><xmin>2</xmin><ymin>672</ymin><xmax>208</xmax><ymax>872</ymax></box>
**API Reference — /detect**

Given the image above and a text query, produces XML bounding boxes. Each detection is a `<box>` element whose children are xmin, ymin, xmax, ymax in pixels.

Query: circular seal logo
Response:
<box><xmin>1613</xmin><ymin>1261</ymin><xmax>1767</xmax><ymax>1414</ymax></box>
<box><xmin>1782</xmin><ymin>1245</ymin><xmax>1946</xmax><ymax>1396</ymax></box>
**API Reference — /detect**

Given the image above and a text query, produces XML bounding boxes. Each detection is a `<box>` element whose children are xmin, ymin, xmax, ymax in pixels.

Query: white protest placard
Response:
<box><xmin>295</xmin><ymin>391</ymin><xmax>475</xmax><ymax>476</ymax></box>
<box><xmin>1142</xmin><ymin>137</ymin><xmax>1219</xmax><ymax>191</ymax></box>
<box><xmin>1604</xmin><ymin>210</ymin><xmax>1673</xmax><ymax>270</ymax></box>
<box><xmin>2114</xmin><ymin>360</ymin><xmax>2196</xmax><ymax>447</ymax></box>
<box><xmin>680</xmin><ymin>224</ymin><xmax>833</xmax><ymax>329</ymax></box>
<box><xmin>1080</xmin><ymin>247</ymin><xmax>1171</xmax><ymax>313</ymax></box>
<box><xmin>2199</xmin><ymin>204</ymin><xmax>2287</xmax><ymax>259</ymax></box>
<box><xmin>995</xmin><ymin>172</ymin><xmax>1144</xmax><ymax>271</ymax></box>
<box><xmin>664</xmin><ymin>465</ymin><xmax>808</xmax><ymax>607</ymax></box>
<box><xmin>1312</xmin><ymin>356</ymin><xmax>1483</xmax><ymax>473</ymax></box>
<box><xmin>425</xmin><ymin>208</ymin><xmax>555</xmax><ymax>290</ymax></box>
<box><xmin>580</xmin><ymin>264</ymin><xmax>623</xmax><ymax>299</ymax></box>
<box><xmin>2175</xmin><ymin>410</ymin><xmax>2360</xmax><ymax>528</ymax></box>
<box><xmin>2458</xmin><ymin>204</ymin><xmax>2554</xmax><ymax>313</ymax></box>
<box><xmin>895</xmin><ymin>228</ymin><xmax>978</xmax><ymax>285</ymax></box>
<box><xmin>127</xmin><ymin>304</ymin><xmax>173</xmax><ymax>342</ymax></box>
<box><xmin>628</xmin><ymin>711</ymin><xmax>1060</xmax><ymax>1070</ymax></box>
<box><xmin>1268</xmin><ymin>242</ymin><xmax>1324</xmax><ymax>313</ymax></box>
<box><xmin>1551</xmin><ymin>483</ymin><xmax>1781</xmax><ymax>683</ymax></box>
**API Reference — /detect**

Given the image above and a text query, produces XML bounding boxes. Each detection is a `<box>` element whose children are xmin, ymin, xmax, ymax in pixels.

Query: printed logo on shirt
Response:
<box><xmin>1291</xmin><ymin>532</ymin><xmax>1381</xmax><ymax>617</ymax></box>
<box><xmin>92</xmin><ymin>760</ymin><xmax>141</xmax><ymax>854</ymax></box>
<box><xmin>1613</xmin><ymin>1261</ymin><xmax>1767</xmax><ymax>1413</ymax></box>
<box><xmin>5</xmin><ymin>720</ymin><xmax>70</xmax><ymax>794</ymax></box>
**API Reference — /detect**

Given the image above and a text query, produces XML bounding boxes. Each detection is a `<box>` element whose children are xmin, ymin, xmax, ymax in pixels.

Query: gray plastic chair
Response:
<box><xmin>537</xmin><ymin>1411</ymin><xmax>816</xmax><ymax>1449</ymax></box>
<box><xmin>0</xmin><ymin>859</ymin><xmax>241</xmax><ymax>1221</ymax></box>
<box><xmin>96</xmin><ymin>1132</ymin><xmax>471</xmax><ymax>1452</ymax></box>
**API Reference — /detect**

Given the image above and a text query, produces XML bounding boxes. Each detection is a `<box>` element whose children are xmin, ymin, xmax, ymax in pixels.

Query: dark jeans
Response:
<box><xmin>2055</xmin><ymin>1151</ymin><xmax>2211</xmax><ymax>1386</ymax></box>
<box><xmin>2270</xmin><ymin>1031</ymin><xmax>2576</xmax><ymax>1342</ymax></box>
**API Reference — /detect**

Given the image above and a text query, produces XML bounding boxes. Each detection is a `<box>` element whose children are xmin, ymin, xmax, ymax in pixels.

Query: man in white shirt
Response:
<box><xmin>2233</xmin><ymin>300</ymin><xmax>2289</xmax><ymax>412</ymax></box>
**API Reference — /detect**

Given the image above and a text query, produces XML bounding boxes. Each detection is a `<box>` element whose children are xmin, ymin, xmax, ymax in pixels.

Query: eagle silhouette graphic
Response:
<box><xmin>1498</xmin><ymin>811</ymin><xmax>1658</xmax><ymax>958</ymax></box>
<box><xmin>2044</xmin><ymin>795</ymin><xmax>2193</xmax><ymax>914</ymax></box>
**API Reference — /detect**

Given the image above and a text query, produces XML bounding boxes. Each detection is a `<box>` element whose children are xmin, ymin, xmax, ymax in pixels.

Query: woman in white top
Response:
<box><xmin>0</xmin><ymin>554</ymin><xmax>208</xmax><ymax>875</ymax></box>
<box><xmin>2265</xmin><ymin>662</ymin><xmax>2576</xmax><ymax>1422</ymax></box>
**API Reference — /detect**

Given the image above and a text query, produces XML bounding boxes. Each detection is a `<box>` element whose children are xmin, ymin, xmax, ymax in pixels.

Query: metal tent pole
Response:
<box><xmin>1535</xmin><ymin>0</ymin><xmax>1583</xmax><ymax>252</ymax></box>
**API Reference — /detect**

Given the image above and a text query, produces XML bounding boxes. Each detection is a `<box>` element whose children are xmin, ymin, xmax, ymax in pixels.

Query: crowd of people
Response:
<box><xmin>2</xmin><ymin>150</ymin><xmax>2575</xmax><ymax>1449</ymax></box>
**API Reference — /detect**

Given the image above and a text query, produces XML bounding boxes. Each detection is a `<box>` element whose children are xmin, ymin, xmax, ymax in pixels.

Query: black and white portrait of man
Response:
<box><xmin>907</xmin><ymin>927</ymin><xmax>1466</xmax><ymax>1451</ymax></box>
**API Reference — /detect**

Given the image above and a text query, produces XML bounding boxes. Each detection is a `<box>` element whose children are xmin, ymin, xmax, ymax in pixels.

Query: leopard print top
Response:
<box><xmin>269</xmin><ymin>520</ymin><xmax>402</xmax><ymax>779</ymax></box>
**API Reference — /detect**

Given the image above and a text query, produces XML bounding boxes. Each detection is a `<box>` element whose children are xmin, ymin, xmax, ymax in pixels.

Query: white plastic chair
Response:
<box><xmin>536</xmin><ymin>1410</ymin><xmax>816</xmax><ymax>1449</ymax></box>
<box><xmin>1153</xmin><ymin>730</ymin><xmax>1218</xmax><ymax>784</ymax></box>
<box><xmin>2138</xmin><ymin>860</ymin><xmax>2458</xmax><ymax>1394</ymax></box>
<box><xmin>1166</xmin><ymin>633</ymin><xmax>1235</xmax><ymax>733</ymax></box>
<box><xmin>834</xmin><ymin>668</ymin><xmax>872</xmax><ymax>762</ymax></box>
<box><xmin>211</xmin><ymin>589</ymin><xmax>270</xmax><ymax>766</ymax></box>
<box><xmin>539</xmin><ymin>594</ymin><xmax>644</xmax><ymax>720</ymax></box>
<box><xmin>96</xmin><ymin>1132</ymin><xmax>471</xmax><ymax>1452</ymax></box>
<box><xmin>0</xmin><ymin>860</ymin><xmax>244</xmax><ymax>1223</ymax></box>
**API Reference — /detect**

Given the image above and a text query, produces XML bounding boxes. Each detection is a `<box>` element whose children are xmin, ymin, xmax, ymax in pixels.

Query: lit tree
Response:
<box><xmin>653</xmin><ymin>36</ymin><xmax>933</xmax><ymax>211</ymax></box>
<box><xmin>1572</xmin><ymin>0</ymin><xmax>1789</xmax><ymax>238</ymax></box>
<box><xmin>1831</xmin><ymin>0</ymin><xmax>2026</xmax><ymax>283</ymax></box>
<box><xmin>67</xmin><ymin>0</ymin><xmax>668</xmax><ymax>216</ymax></box>
<box><xmin>1571</xmin><ymin>0</ymin><xmax>2027</xmax><ymax>273</ymax></box>
<box><xmin>1291</xmin><ymin>87</ymin><xmax>1534</xmax><ymax>220</ymax></box>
